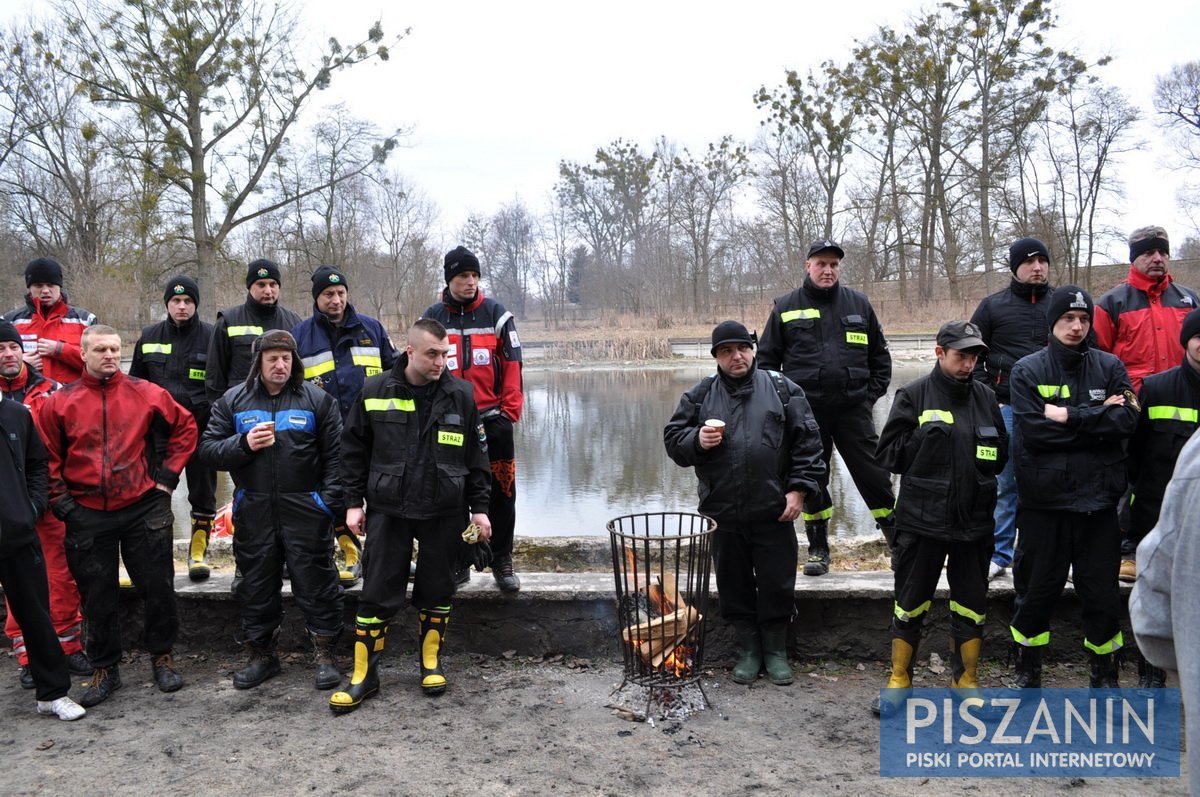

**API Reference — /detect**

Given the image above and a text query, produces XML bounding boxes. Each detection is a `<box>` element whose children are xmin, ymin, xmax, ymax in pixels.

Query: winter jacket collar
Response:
<box><xmin>24</xmin><ymin>294</ymin><xmax>69</xmax><ymax>321</ymax></box>
<box><xmin>1048</xmin><ymin>336</ymin><xmax>1088</xmax><ymax>371</ymax></box>
<box><xmin>717</xmin><ymin>361</ymin><xmax>757</xmax><ymax>397</ymax></box>
<box><xmin>440</xmin><ymin>287</ymin><xmax>486</xmax><ymax>314</ymax></box>
<box><xmin>1125</xmin><ymin>265</ymin><xmax>1174</xmax><ymax>296</ymax></box>
<box><xmin>930</xmin><ymin>363</ymin><xmax>974</xmax><ymax>402</ymax></box>
<box><xmin>311</xmin><ymin>302</ymin><xmax>362</xmax><ymax>333</ymax></box>
<box><xmin>0</xmin><ymin>363</ymin><xmax>32</xmax><ymax>394</ymax></box>
<box><xmin>1009</xmin><ymin>277</ymin><xmax>1050</xmax><ymax>301</ymax></box>
<box><xmin>80</xmin><ymin>368</ymin><xmax>125</xmax><ymax>389</ymax></box>
<box><xmin>244</xmin><ymin>294</ymin><xmax>282</xmax><ymax>321</ymax></box>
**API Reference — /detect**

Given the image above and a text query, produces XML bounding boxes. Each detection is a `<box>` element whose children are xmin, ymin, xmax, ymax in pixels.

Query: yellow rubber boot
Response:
<box><xmin>329</xmin><ymin>622</ymin><xmax>385</xmax><ymax>714</ymax></box>
<box><xmin>418</xmin><ymin>607</ymin><xmax>450</xmax><ymax>695</ymax></box>
<box><xmin>335</xmin><ymin>527</ymin><xmax>362</xmax><ymax>586</ymax></box>
<box><xmin>188</xmin><ymin>516</ymin><xmax>214</xmax><ymax>581</ymax></box>
<box><xmin>874</xmin><ymin>637</ymin><xmax>916</xmax><ymax>717</ymax></box>
<box><xmin>950</xmin><ymin>637</ymin><xmax>986</xmax><ymax>706</ymax></box>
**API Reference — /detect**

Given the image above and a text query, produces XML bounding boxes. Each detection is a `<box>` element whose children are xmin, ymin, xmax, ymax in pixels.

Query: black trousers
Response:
<box><xmin>64</xmin><ymin>490</ymin><xmax>178</xmax><ymax>668</ymax></box>
<box><xmin>711</xmin><ymin>522</ymin><xmax>797</xmax><ymax>627</ymax></box>
<box><xmin>1010</xmin><ymin>507</ymin><xmax>1123</xmax><ymax>651</ymax></box>
<box><xmin>0</xmin><ymin>541</ymin><xmax>70</xmax><ymax>701</ymax></box>
<box><xmin>231</xmin><ymin>492</ymin><xmax>344</xmax><ymax>644</ymax></box>
<box><xmin>484</xmin><ymin>415</ymin><xmax>517</xmax><ymax>559</ymax></box>
<box><xmin>155</xmin><ymin>407</ymin><xmax>217</xmax><ymax>518</ymax></box>
<box><xmin>805</xmin><ymin>402</ymin><xmax>895</xmax><ymax>525</ymax></box>
<box><xmin>358</xmin><ymin>513</ymin><xmax>459</xmax><ymax>621</ymax></box>
<box><xmin>891</xmin><ymin>531</ymin><xmax>992</xmax><ymax>644</ymax></box>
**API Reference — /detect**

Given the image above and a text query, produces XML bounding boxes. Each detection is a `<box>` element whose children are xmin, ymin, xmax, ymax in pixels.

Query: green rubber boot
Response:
<box><xmin>760</xmin><ymin>623</ymin><xmax>794</xmax><ymax>685</ymax></box>
<box><xmin>732</xmin><ymin>626</ymin><xmax>763</xmax><ymax>684</ymax></box>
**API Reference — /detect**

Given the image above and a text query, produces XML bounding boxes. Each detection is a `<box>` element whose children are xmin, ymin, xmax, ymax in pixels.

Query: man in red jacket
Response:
<box><xmin>3</xmin><ymin>257</ymin><xmax>97</xmax><ymax>384</ymax></box>
<box><xmin>1094</xmin><ymin>225</ymin><xmax>1200</xmax><ymax>581</ymax></box>
<box><xmin>0</xmin><ymin>320</ymin><xmax>89</xmax><ymax>689</ymax></box>
<box><xmin>38</xmin><ymin>325</ymin><xmax>198</xmax><ymax>708</ymax></box>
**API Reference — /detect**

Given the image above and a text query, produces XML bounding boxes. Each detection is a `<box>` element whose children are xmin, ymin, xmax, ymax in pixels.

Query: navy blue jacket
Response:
<box><xmin>292</xmin><ymin>304</ymin><xmax>397</xmax><ymax>419</ymax></box>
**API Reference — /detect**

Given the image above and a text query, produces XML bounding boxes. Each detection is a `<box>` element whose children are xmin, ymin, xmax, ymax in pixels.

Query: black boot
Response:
<box><xmin>233</xmin><ymin>635</ymin><xmax>282</xmax><ymax>690</ymax></box>
<box><xmin>1088</xmin><ymin>650</ymin><xmax>1120</xmax><ymax>688</ymax></box>
<box><xmin>330</xmin><ymin>623</ymin><xmax>385</xmax><ymax>713</ymax></box>
<box><xmin>310</xmin><ymin>631</ymin><xmax>341</xmax><ymax>690</ymax></box>
<box><xmin>1137</xmin><ymin>653</ymin><xmax>1167</xmax><ymax>689</ymax></box>
<box><xmin>79</xmin><ymin>665</ymin><xmax>122</xmax><ymax>708</ymax></box>
<box><xmin>188</xmin><ymin>515</ymin><xmax>215</xmax><ymax>581</ymax></box>
<box><xmin>418</xmin><ymin>606</ymin><xmax>451</xmax><ymax>695</ymax></box>
<box><xmin>1009</xmin><ymin>645</ymin><xmax>1042</xmax><ymax>689</ymax></box>
<box><xmin>803</xmin><ymin>521</ymin><xmax>830</xmax><ymax>577</ymax></box>
<box><xmin>760</xmin><ymin>623</ymin><xmax>794</xmax><ymax>685</ymax></box>
<box><xmin>491</xmin><ymin>553</ymin><xmax>521</xmax><ymax>593</ymax></box>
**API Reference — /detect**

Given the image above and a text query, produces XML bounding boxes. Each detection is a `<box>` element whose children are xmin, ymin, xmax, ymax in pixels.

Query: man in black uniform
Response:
<box><xmin>131</xmin><ymin>276</ymin><xmax>218</xmax><ymax>580</ymax></box>
<box><xmin>757</xmin><ymin>239</ymin><xmax>895</xmax><ymax>576</ymax></box>
<box><xmin>330</xmin><ymin>319</ymin><xmax>492</xmax><ymax>713</ymax></box>
<box><xmin>0</xmin><ymin>386</ymin><xmax>86</xmax><ymax>720</ymax></box>
<box><xmin>199</xmin><ymin>330</ymin><xmax>345</xmax><ymax>691</ymax></box>
<box><xmin>206</xmin><ymin>259</ymin><xmax>302</xmax><ymax>402</ymax></box>
<box><xmin>1124</xmin><ymin>307</ymin><xmax>1200</xmax><ymax>688</ymax></box>
<box><xmin>969</xmin><ymin>238</ymin><xmax>1054</xmax><ymax>581</ymax></box>
<box><xmin>665</xmin><ymin>321</ymin><xmax>825</xmax><ymax>686</ymax></box>
<box><xmin>1007</xmin><ymin>286</ymin><xmax>1138</xmax><ymax>688</ymax></box>
<box><xmin>873</xmin><ymin>321</ymin><xmax>1006</xmax><ymax>716</ymax></box>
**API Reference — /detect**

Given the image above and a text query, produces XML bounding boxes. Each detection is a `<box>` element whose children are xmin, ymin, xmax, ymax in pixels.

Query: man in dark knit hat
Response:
<box><xmin>1122</xmin><ymin>307</ymin><xmax>1200</xmax><ymax>689</ymax></box>
<box><xmin>130</xmin><ymin>276</ymin><xmax>218</xmax><ymax>580</ymax></box>
<box><xmin>1093</xmin><ymin>225</ymin><xmax>1199</xmax><ymax>582</ymax></box>
<box><xmin>665</xmin><ymin>320</ymin><xmax>825</xmax><ymax>686</ymax></box>
<box><xmin>199</xmin><ymin>329</ymin><xmax>345</xmax><ymax>691</ymax></box>
<box><xmin>1007</xmin><ymin>286</ymin><xmax>1138</xmax><ymax>690</ymax></box>
<box><xmin>422</xmin><ymin>246</ymin><xmax>524</xmax><ymax>592</ymax></box>
<box><xmin>205</xmin><ymin>258</ymin><xmax>302</xmax><ymax>402</ymax></box>
<box><xmin>3</xmin><ymin>257</ymin><xmax>97</xmax><ymax>384</ymax></box>
<box><xmin>291</xmin><ymin>265</ymin><xmax>397</xmax><ymax>585</ymax></box>
<box><xmin>969</xmin><ymin>237</ymin><xmax>1055</xmax><ymax>581</ymax></box>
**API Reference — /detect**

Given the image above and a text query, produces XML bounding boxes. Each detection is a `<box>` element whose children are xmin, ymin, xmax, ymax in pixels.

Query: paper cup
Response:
<box><xmin>705</xmin><ymin>419</ymin><xmax>725</xmax><ymax>440</ymax></box>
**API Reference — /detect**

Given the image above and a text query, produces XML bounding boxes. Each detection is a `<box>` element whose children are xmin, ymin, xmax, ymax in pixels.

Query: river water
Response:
<box><xmin>172</xmin><ymin>362</ymin><xmax>928</xmax><ymax>540</ymax></box>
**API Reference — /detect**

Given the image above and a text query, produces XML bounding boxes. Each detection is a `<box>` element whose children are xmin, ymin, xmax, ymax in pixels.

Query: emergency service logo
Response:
<box><xmin>328</xmin><ymin>274</ymin><xmax>341</xmax><ymax>283</ymax></box>
<box><xmin>257</xmin><ymin>267</ymin><xmax>269</xmax><ymax>277</ymax></box>
<box><xmin>173</xmin><ymin>284</ymin><xmax>185</xmax><ymax>294</ymax></box>
<box><xmin>879</xmin><ymin>688</ymin><xmax>1180</xmax><ymax>778</ymax></box>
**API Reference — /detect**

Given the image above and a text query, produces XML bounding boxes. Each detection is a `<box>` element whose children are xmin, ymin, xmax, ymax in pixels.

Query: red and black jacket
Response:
<box><xmin>1094</xmin><ymin>268</ymin><xmax>1200</xmax><ymax>392</ymax></box>
<box><xmin>38</xmin><ymin>370</ymin><xmax>197</xmax><ymax>516</ymax></box>
<box><xmin>422</xmin><ymin>289</ymin><xmax>523</xmax><ymax>422</ymax></box>
<box><xmin>2</xmin><ymin>295</ymin><xmax>96</xmax><ymax>384</ymax></box>
<box><xmin>0</xmin><ymin>363</ymin><xmax>59</xmax><ymax>408</ymax></box>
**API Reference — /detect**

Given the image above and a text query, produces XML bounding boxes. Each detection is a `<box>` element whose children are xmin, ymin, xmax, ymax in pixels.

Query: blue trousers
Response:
<box><xmin>991</xmin><ymin>404</ymin><xmax>1017</xmax><ymax>567</ymax></box>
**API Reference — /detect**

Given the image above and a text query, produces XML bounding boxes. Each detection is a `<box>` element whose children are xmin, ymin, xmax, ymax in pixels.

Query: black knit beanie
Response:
<box><xmin>1008</xmin><ymin>238</ymin><xmax>1050</xmax><ymax>273</ymax></box>
<box><xmin>25</xmin><ymin>257</ymin><xmax>64</xmax><ymax>287</ymax></box>
<box><xmin>163</xmin><ymin>275</ymin><xmax>200</xmax><ymax>305</ymax></box>
<box><xmin>444</xmin><ymin>246</ymin><xmax>481</xmax><ymax>283</ymax></box>
<box><xmin>1180</xmin><ymin>308</ymin><xmax>1200</xmax><ymax>348</ymax></box>
<box><xmin>0</xmin><ymin>318</ymin><xmax>23</xmax><ymax>347</ymax></box>
<box><xmin>311</xmin><ymin>265</ymin><xmax>349</xmax><ymax>299</ymax></box>
<box><xmin>246</xmin><ymin>258</ymin><xmax>282</xmax><ymax>288</ymax></box>
<box><xmin>1045</xmin><ymin>284</ymin><xmax>1094</xmax><ymax>330</ymax></box>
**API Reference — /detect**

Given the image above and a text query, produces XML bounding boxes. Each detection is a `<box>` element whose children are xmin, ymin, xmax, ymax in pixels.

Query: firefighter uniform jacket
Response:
<box><xmin>1094</xmin><ymin>267</ymin><xmax>1199</xmax><ymax>391</ymax></box>
<box><xmin>206</xmin><ymin>298</ymin><xmax>302</xmax><ymax>402</ymax></box>
<box><xmin>969</xmin><ymin>278</ymin><xmax>1054</xmax><ymax>404</ymax></box>
<box><xmin>199</xmin><ymin>378</ymin><xmax>343</xmax><ymax>518</ymax></box>
<box><xmin>422</xmin><ymin>289</ymin><xmax>523</xmax><ymax>421</ymax></box>
<box><xmin>39</xmin><ymin>370</ymin><xmax>198</xmax><ymax>517</ymax></box>
<box><xmin>1009</xmin><ymin>338</ymin><xmax>1139</xmax><ymax>512</ymax></box>
<box><xmin>291</xmin><ymin>304</ymin><xmax>398</xmax><ymax>419</ymax></box>
<box><xmin>130</xmin><ymin>314</ymin><xmax>214</xmax><ymax>417</ymax></box>
<box><xmin>756</xmin><ymin>277</ymin><xmax>891</xmax><ymax>410</ymax></box>
<box><xmin>3</xmin><ymin>295</ymin><xmax>96</xmax><ymax>384</ymax></box>
<box><xmin>1128</xmin><ymin>360</ymin><xmax>1200</xmax><ymax>535</ymax></box>
<box><xmin>877</xmin><ymin>365</ymin><xmax>1007</xmax><ymax>541</ymax></box>
<box><xmin>663</xmin><ymin>365</ymin><xmax>825</xmax><ymax>529</ymax></box>
<box><xmin>341</xmin><ymin>354</ymin><xmax>491</xmax><ymax>520</ymax></box>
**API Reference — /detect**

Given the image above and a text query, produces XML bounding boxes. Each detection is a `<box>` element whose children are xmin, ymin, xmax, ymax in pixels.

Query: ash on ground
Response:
<box><xmin>607</xmin><ymin>678</ymin><xmax>711</xmax><ymax>722</ymax></box>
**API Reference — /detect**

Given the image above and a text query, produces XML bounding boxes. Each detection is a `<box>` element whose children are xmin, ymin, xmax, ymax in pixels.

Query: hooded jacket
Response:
<box><xmin>1094</xmin><ymin>267</ymin><xmax>1200</xmax><ymax>392</ymax></box>
<box><xmin>341</xmin><ymin>353</ymin><xmax>491</xmax><ymax>520</ymax></box>
<box><xmin>756</xmin><ymin>277</ymin><xmax>891</xmax><ymax>410</ymax></box>
<box><xmin>2</xmin><ymin>294</ymin><xmax>97</xmax><ymax>384</ymax></box>
<box><xmin>422</xmin><ymin>288</ymin><xmax>523</xmax><ymax>421</ymax></box>
<box><xmin>663</xmin><ymin>363</ymin><xmax>825</xmax><ymax>529</ymax></box>
<box><xmin>199</xmin><ymin>355</ymin><xmax>343</xmax><ymax>515</ymax></box>
<box><xmin>206</xmin><ymin>296</ymin><xmax>301</xmax><ymax>402</ymax></box>
<box><xmin>1009</xmin><ymin>337</ymin><xmax>1139</xmax><ymax>512</ymax></box>
<box><xmin>969</xmin><ymin>278</ymin><xmax>1054</xmax><ymax>404</ymax></box>
<box><xmin>38</xmin><ymin>370</ymin><xmax>198</xmax><ymax>517</ymax></box>
<box><xmin>877</xmin><ymin>364</ymin><xmax>1007</xmax><ymax>541</ymax></box>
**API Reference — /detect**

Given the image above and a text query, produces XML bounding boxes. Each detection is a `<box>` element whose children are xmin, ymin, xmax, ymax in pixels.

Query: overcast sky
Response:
<box><xmin>6</xmin><ymin>0</ymin><xmax>1198</xmax><ymax>263</ymax></box>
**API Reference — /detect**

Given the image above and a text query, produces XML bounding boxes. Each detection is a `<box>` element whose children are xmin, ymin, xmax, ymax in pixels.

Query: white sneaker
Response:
<box><xmin>36</xmin><ymin>696</ymin><xmax>86</xmax><ymax>721</ymax></box>
<box><xmin>987</xmin><ymin>562</ymin><xmax>1007</xmax><ymax>581</ymax></box>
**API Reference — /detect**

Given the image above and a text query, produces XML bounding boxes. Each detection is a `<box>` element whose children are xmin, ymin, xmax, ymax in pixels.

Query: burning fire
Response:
<box><xmin>620</xmin><ymin>549</ymin><xmax>701</xmax><ymax>677</ymax></box>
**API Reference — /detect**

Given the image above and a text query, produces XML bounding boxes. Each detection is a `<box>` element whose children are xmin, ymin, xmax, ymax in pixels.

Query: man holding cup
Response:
<box><xmin>664</xmin><ymin>321</ymin><xmax>826</xmax><ymax>686</ymax></box>
<box><xmin>200</xmin><ymin>330</ymin><xmax>345</xmax><ymax>691</ymax></box>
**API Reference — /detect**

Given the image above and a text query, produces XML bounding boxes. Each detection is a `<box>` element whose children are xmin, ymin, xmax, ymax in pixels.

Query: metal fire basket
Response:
<box><xmin>608</xmin><ymin>512</ymin><xmax>715</xmax><ymax>705</ymax></box>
